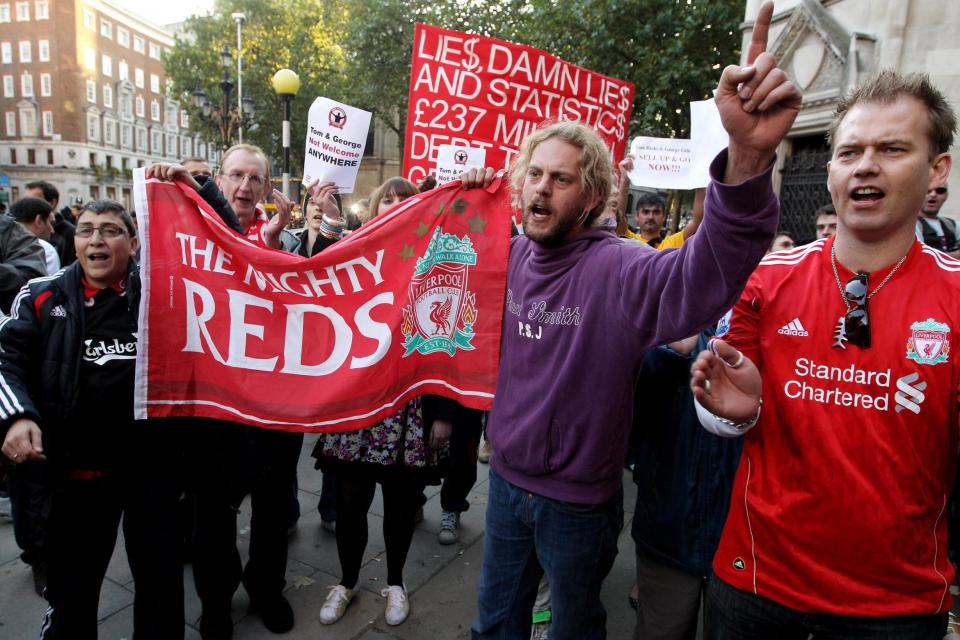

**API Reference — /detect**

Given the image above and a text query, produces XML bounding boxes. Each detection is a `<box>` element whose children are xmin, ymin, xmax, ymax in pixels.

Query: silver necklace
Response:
<box><xmin>830</xmin><ymin>242</ymin><xmax>908</xmax><ymax>349</ymax></box>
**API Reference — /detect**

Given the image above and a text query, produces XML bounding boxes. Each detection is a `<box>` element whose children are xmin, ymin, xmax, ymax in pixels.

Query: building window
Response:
<box><xmin>9</xmin><ymin>149</ymin><xmax>16</xmax><ymax>163</ymax></box>
<box><xmin>150</xmin><ymin>73</ymin><xmax>159</xmax><ymax>94</ymax></box>
<box><xmin>120</xmin><ymin>93</ymin><xmax>132</xmax><ymax>118</ymax></box>
<box><xmin>86</xmin><ymin>79</ymin><xmax>96</xmax><ymax>103</ymax></box>
<box><xmin>19</xmin><ymin>106</ymin><xmax>35</xmax><ymax>136</ymax></box>
<box><xmin>3</xmin><ymin>74</ymin><xmax>13</xmax><ymax>97</ymax></box>
<box><xmin>100</xmin><ymin>19</ymin><xmax>111</xmax><ymax>39</ymax></box>
<box><xmin>20</xmin><ymin>72</ymin><xmax>32</xmax><ymax>96</ymax></box>
<box><xmin>165</xmin><ymin>103</ymin><xmax>177</xmax><ymax>126</ymax></box>
<box><xmin>5</xmin><ymin>111</ymin><xmax>14</xmax><ymax>135</ymax></box>
<box><xmin>117</xmin><ymin>28</ymin><xmax>129</xmax><ymax>48</ymax></box>
<box><xmin>0</xmin><ymin>5</ymin><xmax>10</xmax><ymax>23</ymax></box>
<box><xmin>33</xmin><ymin>0</ymin><xmax>46</xmax><ymax>19</ymax></box>
<box><xmin>151</xmin><ymin>129</ymin><xmax>161</xmax><ymax>153</ymax></box>
<box><xmin>39</xmin><ymin>72</ymin><xmax>49</xmax><ymax>96</ymax></box>
<box><xmin>27</xmin><ymin>148</ymin><xmax>35</xmax><ymax>164</ymax></box>
<box><xmin>133</xmin><ymin>35</ymin><xmax>144</xmax><ymax>54</ymax></box>
<box><xmin>134</xmin><ymin>67</ymin><xmax>143</xmax><ymax>88</ymax></box>
<box><xmin>166</xmin><ymin>134</ymin><xmax>176</xmax><ymax>156</ymax></box>
<box><xmin>14</xmin><ymin>1</ymin><xmax>27</xmax><ymax>21</ymax></box>
<box><xmin>136</xmin><ymin>126</ymin><xmax>146</xmax><ymax>151</ymax></box>
<box><xmin>41</xmin><ymin>110</ymin><xmax>51</xmax><ymax>135</ymax></box>
<box><xmin>46</xmin><ymin>148</ymin><xmax>52</xmax><ymax>164</ymax></box>
<box><xmin>118</xmin><ymin>60</ymin><xmax>128</xmax><ymax>81</ymax></box>
<box><xmin>84</xmin><ymin>47</ymin><xmax>95</xmax><ymax>71</ymax></box>
<box><xmin>82</xmin><ymin>8</ymin><xmax>94</xmax><ymax>29</ymax></box>
<box><xmin>148</xmin><ymin>42</ymin><xmax>160</xmax><ymax>60</ymax></box>
<box><xmin>121</xmin><ymin>123</ymin><xmax>131</xmax><ymax>148</ymax></box>
<box><xmin>18</xmin><ymin>40</ymin><xmax>29</xmax><ymax>63</ymax></box>
<box><xmin>1</xmin><ymin>42</ymin><xmax>10</xmax><ymax>64</ymax></box>
<box><xmin>37</xmin><ymin>39</ymin><xmax>47</xmax><ymax>61</ymax></box>
<box><xmin>101</xmin><ymin>54</ymin><xmax>112</xmax><ymax>77</ymax></box>
<box><xmin>102</xmin><ymin>84</ymin><xmax>113</xmax><ymax>108</ymax></box>
<box><xmin>181</xmin><ymin>136</ymin><xmax>191</xmax><ymax>157</ymax></box>
<box><xmin>181</xmin><ymin>111</ymin><xmax>189</xmax><ymax>128</ymax></box>
<box><xmin>104</xmin><ymin>119</ymin><xmax>115</xmax><ymax>145</ymax></box>
<box><xmin>87</xmin><ymin>114</ymin><xmax>99</xmax><ymax>141</ymax></box>
<box><xmin>150</xmin><ymin>99</ymin><xmax>159</xmax><ymax>121</ymax></box>
<box><xmin>135</xmin><ymin>94</ymin><xmax>144</xmax><ymax>117</ymax></box>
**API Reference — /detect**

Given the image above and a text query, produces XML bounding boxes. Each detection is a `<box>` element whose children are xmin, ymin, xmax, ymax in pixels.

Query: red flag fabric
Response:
<box><xmin>133</xmin><ymin>171</ymin><xmax>510</xmax><ymax>432</ymax></box>
<box><xmin>403</xmin><ymin>23</ymin><xmax>635</xmax><ymax>184</ymax></box>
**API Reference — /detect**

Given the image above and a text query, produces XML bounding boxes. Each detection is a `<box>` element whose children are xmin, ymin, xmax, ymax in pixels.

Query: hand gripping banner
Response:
<box><xmin>133</xmin><ymin>169</ymin><xmax>510</xmax><ymax>432</ymax></box>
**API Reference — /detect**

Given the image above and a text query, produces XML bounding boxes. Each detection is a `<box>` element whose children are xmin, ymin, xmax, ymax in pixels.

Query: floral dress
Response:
<box><xmin>313</xmin><ymin>396</ymin><xmax>449</xmax><ymax>480</ymax></box>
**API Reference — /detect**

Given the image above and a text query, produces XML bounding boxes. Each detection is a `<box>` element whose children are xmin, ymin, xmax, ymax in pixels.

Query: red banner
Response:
<box><xmin>133</xmin><ymin>172</ymin><xmax>510</xmax><ymax>431</ymax></box>
<box><xmin>403</xmin><ymin>23</ymin><xmax>635</xmax><ymax>183</ymax></box>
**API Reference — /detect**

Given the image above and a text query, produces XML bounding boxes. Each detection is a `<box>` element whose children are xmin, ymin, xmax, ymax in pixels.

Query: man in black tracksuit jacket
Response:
<box><xmin>0</xmin><ymin>172</ymin><xmax>242</xmax><ymax>639</ymax></box>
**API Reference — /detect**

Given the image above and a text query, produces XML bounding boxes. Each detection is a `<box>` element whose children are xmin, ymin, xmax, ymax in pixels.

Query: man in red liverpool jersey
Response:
<box><xmin>691</xmin><ymin>71</ymin><xmax>957</xmax><ymax>638</ymax></box>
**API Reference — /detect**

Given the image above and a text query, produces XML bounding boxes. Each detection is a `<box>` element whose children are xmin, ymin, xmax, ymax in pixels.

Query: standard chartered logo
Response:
<box><xmin>894</xmin><ymin>373</ymin><xmax>926</xmax><ymax>414</ymax></box>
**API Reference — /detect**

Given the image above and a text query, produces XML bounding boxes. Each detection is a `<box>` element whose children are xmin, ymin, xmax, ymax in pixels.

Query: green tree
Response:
<box><xmin>164</xmin><ymin>0</ymin><xmax>347</xmax><ymax>174</ymax></box>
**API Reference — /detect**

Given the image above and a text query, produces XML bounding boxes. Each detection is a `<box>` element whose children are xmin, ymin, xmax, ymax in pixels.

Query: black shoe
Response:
<box><xmin>249</xmin><ymin>593</ymin><xmax>294</xmax><ymax>633</ymax></box>
<box><xmin>199</xmin><ymin>608</ymin><xmax>233</xmax><ymax>640</ymax></box>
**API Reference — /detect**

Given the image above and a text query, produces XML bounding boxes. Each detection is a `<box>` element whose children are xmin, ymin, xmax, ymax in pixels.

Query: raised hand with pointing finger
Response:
<box><xmin>716</xmin><ymin>1</ymin><xmax>801</xmax><ymax>184</ymax></box>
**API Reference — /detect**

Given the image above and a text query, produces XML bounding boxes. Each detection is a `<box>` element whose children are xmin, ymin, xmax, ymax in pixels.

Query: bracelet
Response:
<box><xmin>318</xmin><ymin>220</ymin><xmax>343</xmax><ymax>239</ymax></box>
<box><xmin>714</xmin><ymin>398</ymin><xmax>762</xmax><ymax>431</ymax></box>
<box><xmin>322</xmin><ymin>214</ymin><xmax>345</xmax><ymax>228</ymax></box>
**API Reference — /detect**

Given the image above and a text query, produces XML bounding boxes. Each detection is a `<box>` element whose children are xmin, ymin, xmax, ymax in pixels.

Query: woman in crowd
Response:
<box><xmin>313</xmin><ymin>176</ymin><xmax>451</xmax><ymax>627</ymax></box>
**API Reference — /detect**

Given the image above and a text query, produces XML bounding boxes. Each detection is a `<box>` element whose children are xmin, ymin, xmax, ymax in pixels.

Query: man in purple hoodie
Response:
<box><xmin>464</xmin><ymin>4</ymin><xmax>801</xmax><ymax>639</ymax></box>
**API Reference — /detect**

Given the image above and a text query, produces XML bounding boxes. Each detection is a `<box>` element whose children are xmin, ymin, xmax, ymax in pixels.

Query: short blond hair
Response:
<box><xmin>219</xmin><ymin>143</ymin><xmax>271</xmax><ymax>180</ymax></box>
<box><xmin>509</xmin><ymin>122</ymin><xmax>613</xmax><ymax>223</ymax></box>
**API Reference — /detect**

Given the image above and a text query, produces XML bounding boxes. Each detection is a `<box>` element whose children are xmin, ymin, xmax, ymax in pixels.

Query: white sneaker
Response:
<box><xmin>381</xmin><ymin>584</ymin><xmax>409</xmax><ymax>626</ymax></box>
<box><xmin>319</xmin><ymin>585</ymin><xmax>354</xmax><ymax>625</ymax></box>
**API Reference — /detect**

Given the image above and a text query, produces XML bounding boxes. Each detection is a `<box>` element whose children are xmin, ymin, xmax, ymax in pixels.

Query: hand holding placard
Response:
<box><xmin>303</xmin><ymin>98</ymin><xmax>372</xmax><ymax>194</ymax></box>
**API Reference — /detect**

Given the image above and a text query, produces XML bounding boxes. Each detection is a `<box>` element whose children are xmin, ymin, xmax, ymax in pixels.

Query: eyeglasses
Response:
<box><xmin>842</xmin><ymin>271</ymin><xmax>870</xmax><ymax>348</ymax></box>
<box><xmin>76</xmin><ymin>223</ymin><xmax>127</xmax><ymax>239</ymax></box>
<box><xmin>934</xmin><ymin>187</ymin><xmax>948</xmax><ymax>195</ymax></box>
<box><xmin>221</xmin><ymin>171</ymin><xmax>266</xmax><ymax>187</ymax></box>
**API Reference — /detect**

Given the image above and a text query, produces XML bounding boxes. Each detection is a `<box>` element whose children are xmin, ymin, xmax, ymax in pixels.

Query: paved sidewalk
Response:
<box><xmin>0</xmin><ymin>434</ymin><xmax>639</xmax><ymax>639</ymax></box>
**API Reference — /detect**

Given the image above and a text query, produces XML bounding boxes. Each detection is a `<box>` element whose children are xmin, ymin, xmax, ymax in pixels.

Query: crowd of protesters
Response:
<box><xmin>4</xmin><ymin>3</ymin><xmax>960</xmax><ymax>639</ymax></box>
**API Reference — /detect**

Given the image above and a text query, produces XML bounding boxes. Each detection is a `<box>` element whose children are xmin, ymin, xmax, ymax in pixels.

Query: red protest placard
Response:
<box><xmin>133</xmin><ymin>171</ymin><xmax>510</xmax><ymax>432</ymax></box>
<box><xmin>403</xmin><ymin>23</ymin><xmax>635</xmax><ymax>183</ymax></box>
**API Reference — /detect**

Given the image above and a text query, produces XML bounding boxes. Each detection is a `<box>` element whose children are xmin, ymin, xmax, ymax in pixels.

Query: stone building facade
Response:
<box><xmin>741</xmin><ymin>0</ymin><xmax>960</xmax><ymax>239</ymax></box>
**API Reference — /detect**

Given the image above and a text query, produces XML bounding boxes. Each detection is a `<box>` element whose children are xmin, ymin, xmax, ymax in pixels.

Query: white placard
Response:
<box><xmin>434</xmin><ymin>145</ymin><xmax>487</xmax><ymax>184</ymax></box>
<box><xmin>302</xmin><ymin>97</ymin><xmax>372</xmax><ymax>194</ymax></box>
<box><xmin>627</xmin><ymin>99</ymin><xmax>728</xmax><ymax>190</ymax></box>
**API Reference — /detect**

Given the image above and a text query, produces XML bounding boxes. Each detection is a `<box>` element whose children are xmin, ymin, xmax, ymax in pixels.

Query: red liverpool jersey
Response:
<box><xmin>717</xmin><ymin>236</ymin><xmax>960</xmax><ymax>616</ymax></box>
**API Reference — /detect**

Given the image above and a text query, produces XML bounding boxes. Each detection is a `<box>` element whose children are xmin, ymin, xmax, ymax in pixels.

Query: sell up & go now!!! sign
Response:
<box><xmin>403</xmin><ymin>24</ymin><xmax>635</xmax><ymax>183</ymax></box>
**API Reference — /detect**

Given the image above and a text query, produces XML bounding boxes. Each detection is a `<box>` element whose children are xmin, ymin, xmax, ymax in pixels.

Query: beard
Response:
<box><xmin>521</xmin><ymin>203</ymin><xmax>587</xmax><ymax>247</ymax></box>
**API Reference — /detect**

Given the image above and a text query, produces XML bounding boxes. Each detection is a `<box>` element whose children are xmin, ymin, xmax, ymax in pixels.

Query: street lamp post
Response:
<box><xmin>192</xmin><ymin>45</ymin><xmax>255</xmax><ymax>153</ymax></box>
<box><xmin>231</xmin><ymin>12</ymin><xmax>246</xmax><ymax>142</ymax></box>
<box><xmin>271</xmin><ymin>68</ymin><xmax>300</xmax><ymax>199</ymax></box>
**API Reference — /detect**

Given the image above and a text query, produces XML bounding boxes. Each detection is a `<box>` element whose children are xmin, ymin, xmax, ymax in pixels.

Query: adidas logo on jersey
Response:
<box><xmin>777</xmin><ymin>318</ymin><xmax>808</xmax><ymax>337</ymax></box>
<box><xmin>49</xmin><ymin>305</ymin><xmax>66</xmax><ymax>318</ymax></box>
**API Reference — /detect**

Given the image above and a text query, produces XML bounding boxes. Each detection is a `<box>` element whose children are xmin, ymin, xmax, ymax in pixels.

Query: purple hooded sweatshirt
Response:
<box><xmin>488</xmin><ymin>150</ymin><xmax>778</xmax><ymax>504</ymax></box>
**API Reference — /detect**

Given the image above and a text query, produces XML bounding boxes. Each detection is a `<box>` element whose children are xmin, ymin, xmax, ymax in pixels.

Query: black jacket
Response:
<box><xmin>0</xmin><ymin>214</ymin><xmax>46</xmax><ymax>313</ymax></box>
<box><xmin>0</xmin><ymin>178</ymin><xmax>241</xmax><ymax>444</ymax></box>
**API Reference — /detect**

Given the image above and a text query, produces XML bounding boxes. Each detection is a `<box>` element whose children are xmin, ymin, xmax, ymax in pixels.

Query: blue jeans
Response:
<box><xmin>472</xmin><ymin>469</ymin><xmax>621</xmax><ymax>640</ymax></box>
<box><xmin>706</xmin><ymin>577</ymin><xmax>947</xmax><ymax>639</ymax></box>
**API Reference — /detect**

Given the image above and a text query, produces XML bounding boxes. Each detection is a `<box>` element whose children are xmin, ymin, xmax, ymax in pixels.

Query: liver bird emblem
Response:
<box><xmin>430</xmin><ymin>297</ymin><xmax>452</xmax><ymax>335</ymax></box>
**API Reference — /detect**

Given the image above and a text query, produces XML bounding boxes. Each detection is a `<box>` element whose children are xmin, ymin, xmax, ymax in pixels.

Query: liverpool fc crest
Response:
<box><xmin>401</xmin><ymin>227</ymin><xmax>478</xmax><ymax>357</ymax></box>
<box><xmin>906</xmin><ymin>318</ymin><xmax>950</xmax><ymax>365</ymax></box>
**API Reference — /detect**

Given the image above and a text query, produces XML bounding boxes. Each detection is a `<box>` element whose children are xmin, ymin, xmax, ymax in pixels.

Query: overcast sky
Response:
<box><xmin>111</xmin><ymin>0</ymin><xmax>215</xmax><ymax>27</ymax></box>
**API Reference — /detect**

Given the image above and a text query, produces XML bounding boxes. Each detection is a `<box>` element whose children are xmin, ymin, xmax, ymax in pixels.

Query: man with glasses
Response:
<box><xmin>0</xmin><ymin>200</ymin><xmax>199</xmax><ymax>638</ymax></box>
<box><xmin>214</xmin><ymin>144</ymin><xmax>292</xmax><ymax>249</ymax></box>
<box><xmin>916</xmin><ymin>185</ymin><xmax>958</xmax><ymax>257</ymax></box>
<box><xmin>692</xmin><ymin>70</ymin><xmax>957</xmax><ymax>638</ymax></box>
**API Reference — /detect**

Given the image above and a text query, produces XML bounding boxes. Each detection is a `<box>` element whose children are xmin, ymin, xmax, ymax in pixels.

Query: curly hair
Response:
<box><xmin>508</xmin><ymin>122</ymin><xmax>613</xmax><ymax>224</ymax></box>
